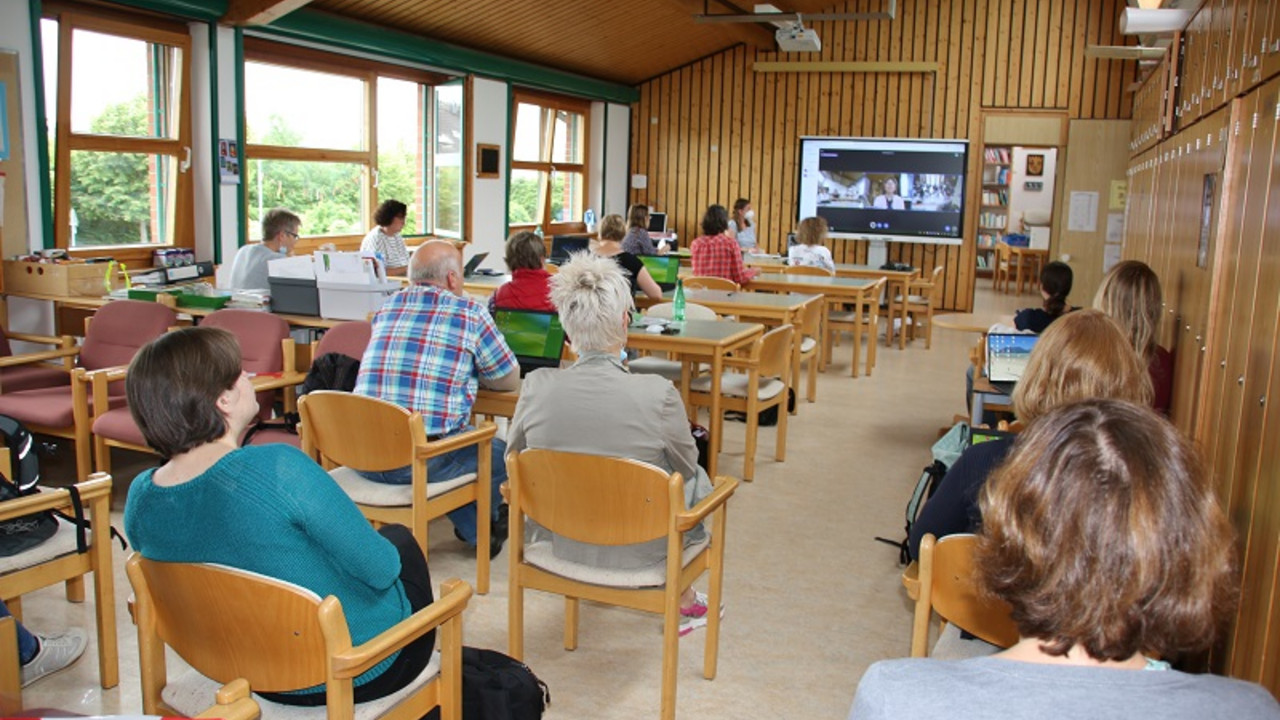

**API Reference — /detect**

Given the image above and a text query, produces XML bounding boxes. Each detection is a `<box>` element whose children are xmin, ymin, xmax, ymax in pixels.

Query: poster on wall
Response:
<box><xmin>0</xmin><ymin>81</ymin><xmax>9</xmax><ymax>161</ymax></box>
<box><xmin>1198</xmin><ymin>174</ymin><xmax>1215</xmax><ymax>269</ymax></box>
<box><xmin>218</xmin><ymin>138</ymin><xmax>240</xmax><ymax>185</ymax></box>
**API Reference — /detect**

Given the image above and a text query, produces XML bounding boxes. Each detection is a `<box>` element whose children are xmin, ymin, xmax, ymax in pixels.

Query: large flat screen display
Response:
<box><xmin>797</xmin><ymin>137</ymin><xmax>969</xmax><ymax>245</ymax></box>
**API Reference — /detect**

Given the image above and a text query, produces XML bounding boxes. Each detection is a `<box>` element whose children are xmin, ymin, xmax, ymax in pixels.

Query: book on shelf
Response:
<box><xmin>983</xmin><ymin>147</ymin><xmax>1011</xmax><ymax>164</ymax></box>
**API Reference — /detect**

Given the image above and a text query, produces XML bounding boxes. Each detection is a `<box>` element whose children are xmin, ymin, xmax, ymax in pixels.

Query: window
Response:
<box><xmin>243</xmin><ymin>41</ymin><xmax>461</xmax><ymax>243</ymax></box>
<box><xmin>509</xmin><ymin>90</ymin><xmax>589</xmax><ymax>232</ymax></box>
<box><xmin>41</xmin><ymin>7</ymin><xmax>193</xmax><ymax>251</ymax></box>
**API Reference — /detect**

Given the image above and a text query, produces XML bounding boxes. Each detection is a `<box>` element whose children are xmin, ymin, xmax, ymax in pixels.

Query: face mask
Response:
<box><xmin>619</xmin><ymin>349</ymin><xmax>628</xmax><ymax>364</ymax></box>
<box><xmin>744</xmin><ymin>210</ymin><xmax>755</xmax><ymax>222</ymax></box>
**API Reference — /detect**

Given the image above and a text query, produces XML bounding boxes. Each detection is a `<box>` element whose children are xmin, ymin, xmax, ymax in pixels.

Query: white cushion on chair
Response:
<box><xmin>893</xmin><ymin>295</ymin><xmax>929</xmax><ymax>304</ymax></box>
<box><xmin>523</xmin><ymin>536</ymin><xmax>710</xmax><ymax>588</ymax></box>
<box><xmin>162</xmin><ymin>649</ymin><xmax>442</xmax><ymax>719</ymax></box>
<box><xmin>626</xmin><ymin>357</ymin><xmax>683</xmax><ymax>381</ymax></box>
<box><xmin>0</xmin><ymin>519</ymin><xmax>85</xmax><ymax>574</ymax></box>
<box><xmin>329</xmin><ymin>467</ymin><xmax>476</xmax><ymax>507</ymax></box>
<box><xmin>800</xmin><ymin>336</ymin><xmax>817</xmax><ymax>353</ymax></box>
<box><xmin>826</xmin><ymin>311</ymin><xmax>858</xmax><ymax>323</ymax></box>
<box><xmin>689</xmin><ymin>374</ymin><xmax>786</xmax><ymax>401</ymax></box>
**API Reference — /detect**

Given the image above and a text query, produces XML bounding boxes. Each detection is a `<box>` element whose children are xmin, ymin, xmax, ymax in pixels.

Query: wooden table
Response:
<box><xmin>746</xmin><ymin>274</ymin><xmax>881</xmax><ymax>377</ymax></box>
<box><xmin>996</xmin><ymin>241</ymin><xmax>1049</xmax><ymax>295</ymax></box>
<box><xmin>626</xmin><ymin>319</ymin><xmax>763</xmax><ymax>478</ymax></box>
<box><xmin>463</xmin><ymin>273</ymin><xmax>509</xmax><ymax>297</ymax></box>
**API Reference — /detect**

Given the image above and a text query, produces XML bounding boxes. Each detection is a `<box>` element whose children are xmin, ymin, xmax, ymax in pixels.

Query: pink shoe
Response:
<box><xmin>678</xmin><ymin>591</ymin><xmax>724</xmax><ymax>637</ymax></box>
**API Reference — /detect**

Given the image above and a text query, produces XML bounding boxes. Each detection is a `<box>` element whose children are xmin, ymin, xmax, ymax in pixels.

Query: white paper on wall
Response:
<box><xmin>1068</xmin><ymin>191</ymin><xmax>1099</xmax><ymax>232</ymax></box>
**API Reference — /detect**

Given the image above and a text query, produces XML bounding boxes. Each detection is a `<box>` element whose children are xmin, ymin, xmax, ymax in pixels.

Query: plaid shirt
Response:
<box><xmin>690</xmin><ymin>233</ymin><xmax>758</xmax><ymax>286</ymax></box>
<box><xmin>355</xmin><ymin>284</ymin><xmax>517</xmax><ymax>436</ymax></box>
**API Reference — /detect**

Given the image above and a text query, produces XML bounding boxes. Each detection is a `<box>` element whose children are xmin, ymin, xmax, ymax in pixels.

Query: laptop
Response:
<box><xmin>492</xmin><ymin>309</ymin><xmax>567</xmax><ymax>377</ymax></box>
<box><xmin>647</xmin><ymin>212</ymin><xmax>668</xmax><ymax>234</ymax></box>
<box><xmin>549</xmin><ymin>235</ymin><xmax>591</xmax><ymax>265</ymax></box>
<box><xmin>639</xmin><ymin>254</ymin><xmax>680</xmax><ymax>290</ymax></box>
<box><xmin>985</xmin><ymin>332</ymin><xmax>1039</xmax><ymax>396</ymax></box>
<box><xmin>462</xmin><ymin>251</ymin><xmax>489</xmax><ymax>278</ymax></box>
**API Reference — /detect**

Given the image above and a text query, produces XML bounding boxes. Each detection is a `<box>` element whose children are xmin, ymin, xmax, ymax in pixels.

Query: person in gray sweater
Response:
<box><xmin>850</xmin><ymin>400</ymin><xmax>1280</xmax><ymax>720</ymax></box>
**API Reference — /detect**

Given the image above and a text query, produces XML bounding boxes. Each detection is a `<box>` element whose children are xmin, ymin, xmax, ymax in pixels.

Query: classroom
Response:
<box><xmin>0</xmin><ymin>0</ymin><xmax>1278</xmax><ymax>717</ymax></box>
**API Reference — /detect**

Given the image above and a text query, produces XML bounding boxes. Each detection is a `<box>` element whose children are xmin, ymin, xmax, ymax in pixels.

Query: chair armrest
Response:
<box><xmin>901</xmin><ymin>561</ymin><xmax>920</xmax><ymax>601</ymax></box>
<box><xmin>675</xmin><ymin>475</ymin><xmax>739</xmax><ymax>531</ymax></box>
<box><xmin>4</xmin><ymin>331</ymin><xmax>73</xmax><ymax>348</ymax></box>
<box><xmin>249</xmin><ymin>370</ymin><xmax>307</xmax><ymax>392</ymax></box>
<box><xmin>0</xmin><ymin>346</ymin><xmax>79</xmax><ymax>368</ymax></box>
<box><xmin>415</xmin><ymin>422</ymin><xmax>498</xmax><ymax>460</ymax></box>
<box><xmin>329</xmin><ymin>578</ymin><xmax>473</xmax><ymax>678</ymax></box>
<box><xmin>194</xmin><ymin>679</ymin><xmax>261</xmax><ymax>720</ymax></box>
<box><xmin>0</xmin><ymin>474</ymin><xmax>112</xmax><ymax>522</ymax></box>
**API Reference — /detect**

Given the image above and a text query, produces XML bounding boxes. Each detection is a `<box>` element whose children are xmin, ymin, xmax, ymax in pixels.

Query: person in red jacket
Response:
<box><xmin>491</xmin><ymin>231</ymin><xmax>555</xmax><ymax>313</ymax></box>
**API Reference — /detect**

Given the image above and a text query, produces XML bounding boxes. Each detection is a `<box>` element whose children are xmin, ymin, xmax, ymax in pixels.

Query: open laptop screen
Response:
<box><xmin>492</xmin><ymin>310</ymin><xmax>566</xmax><ymax>362</ymax></box>
<box><xmin>986</xmin><ymin>332</ymin><xmax>1038</xmax><ymax>383</ymax></box>
<box><xmin>549</xmin><ymin>235</ymin><xmax>591</xmax><ymax>265</ymax></box>
<box><xmin>639</xmin><ymin>255</ymin><xmax>680</xmax><ymax>285</ymax></box>
<box><xmin>647</xmin><ymin>212</ymin><xmax>668</xmax><ymax>234</ymax></box>
<box><xmin>462</xmin><ymin>251</ymin><xmax>489</xmax><ymax>278</ymax></box>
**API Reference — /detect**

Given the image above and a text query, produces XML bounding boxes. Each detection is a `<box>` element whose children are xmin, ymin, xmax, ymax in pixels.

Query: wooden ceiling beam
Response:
<box><xmin>222</xmin><ymin>0</ymin><xmax>314</xmax><ymax>26</ymax></box>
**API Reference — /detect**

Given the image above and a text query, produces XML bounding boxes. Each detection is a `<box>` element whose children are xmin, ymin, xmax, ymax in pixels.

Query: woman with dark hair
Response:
<box><xmin>491</xmin><ymin>230</ymin><xmax>554</xmax><ymax>312</ymax></box>
<box><xmin>852</xmin><ymin>400</ymin><xmax>1278</xmax><ymax>719</ymax></box>
<box><xmin>1013</xmin><ymin>260</ymin><xmax>1073</xmax><ymax>333</ymax></box>
<box><xmin>691</xmin><ymin>204</ymin><xmax>758</xmax><ymax>286</ymax></box>
<box><xmin>727</xmin><ymin>198</ymin><xmax>757</xmax><ymax>251</ymax></box>
<box><xmin>622</xmin><ymin>204</ymin><xmax>664</xmax><ymax>256</ymax></box>
<box><xmin>1094</xmin><ymin>260</ymin><xmax>1174</xmax><ymax>414</ymax></box>
<box><xmin>123</xmin><ymin>327</ymin><xmax>437</xmax><ymax>706</ymax></box>
<box><xmin>361</xmin><ymin>199</ymin><xmax>410</xmax><ymax>276</ymax></box>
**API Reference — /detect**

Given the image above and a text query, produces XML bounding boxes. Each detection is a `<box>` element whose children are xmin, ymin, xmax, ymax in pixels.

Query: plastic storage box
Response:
<box><xmin>317</xmin><ymin>280</ymin><xmax>400</xmax><ymax>320</ymax></box>
<box><xmin>269</xmin><ymin>277</ymin><xmax>320</xmax><ymax>316</ymax></box>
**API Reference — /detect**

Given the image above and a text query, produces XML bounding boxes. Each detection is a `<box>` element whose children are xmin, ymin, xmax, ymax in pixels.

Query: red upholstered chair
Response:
<box><xmin>0</xmin><ymin>300</ymin><xmax>176</xmax><ymax>481</ymax></box>
<box><xmin>315</xmin><ymin>320</ymin><xmax>372</xmax><ymax>362</ymax></box>
<box><xmin>0</xmin><ymin>327</ymin><xmax>77</xmax><ymax>393</ymax></box>
<box><xmin>92</xmin><ymin>309</ymin><xmax>302</xmax><ymax>471</ymax></box>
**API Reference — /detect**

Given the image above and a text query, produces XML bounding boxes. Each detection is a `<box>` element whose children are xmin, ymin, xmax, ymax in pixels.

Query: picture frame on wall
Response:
<box><xmin>1025</xmin><ymin>153</ymin><xmax>1044</xmax><ymax>177</ymax></box>
<box><xmin>476</xmin><ymin>143</ymin><xmax>500</xmax><ymax>179</ymax></box>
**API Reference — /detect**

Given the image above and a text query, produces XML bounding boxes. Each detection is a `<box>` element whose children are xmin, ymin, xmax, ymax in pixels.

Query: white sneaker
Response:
<box><xmin>21</xmin><ymin>628</ymin><xmax>87</xmax><ymax>687</ymax></box>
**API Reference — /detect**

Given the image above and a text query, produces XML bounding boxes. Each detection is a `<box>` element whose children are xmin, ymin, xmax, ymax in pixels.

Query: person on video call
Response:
<box><xmin>872</xmin><ymin>177</ymin><xmax>907</xmax><ymax>210</ymax></box>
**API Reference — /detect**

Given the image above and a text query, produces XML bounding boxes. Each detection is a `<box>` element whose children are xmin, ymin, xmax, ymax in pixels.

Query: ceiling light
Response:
<box><xmin>1085</xmin><ymin>45</ymin><xmax>1167</xmax><ymax>60</ymax></box>
<box><xmin>1120</xmin><ymin>8</ymin><xmax>1193</xmax><ymax>34</ymax></box>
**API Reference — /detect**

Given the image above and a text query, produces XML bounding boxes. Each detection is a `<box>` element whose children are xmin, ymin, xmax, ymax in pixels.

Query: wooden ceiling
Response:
<box><xmin>229</xmin><ymin>0</ymin><xmax>852</xmax><ymax>85</ymax></box>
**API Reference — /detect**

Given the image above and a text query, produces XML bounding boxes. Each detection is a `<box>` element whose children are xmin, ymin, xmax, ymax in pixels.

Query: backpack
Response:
<box><xmin>0</xmin><ymin>415</ymin><xmax>59</xmax><ymax>556</ymax></box>
<box><xmin>874</xmin><ymin>421</ymin><xmax>973</xmax><ymax>565</ymax></box>
<box><xmin>426</xmin><ymin>647</ymin><xmax>549</xmax><ymax>720</ymax></box>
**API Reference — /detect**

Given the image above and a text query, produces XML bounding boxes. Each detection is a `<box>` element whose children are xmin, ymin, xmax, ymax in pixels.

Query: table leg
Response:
<box><xmin>972</xmin><ymin>390</ymin><xmax>986</xmax><ymax>427</ymax></box>
<box><xmin>1015</xmin><ymin>253</ymin><xmax>1025</xmax><ymax>295</ymax></box>
<box><xmin>708</xmin><ymin>351</ymin><xmax>724</xmax><ymax>479</ymax></box>
<box><xmin>789</xmin><ymin>317</ymin><xmax>803</xmax><ymax>415</ymax></box>
<box><xmin>680</xmin><ymin>361</ymin><xmax>694</xmax><ymax>423</ymax></box>
<box><xmin>851</xmin><ymin>297</ymin><xmax>863</xmax><ymax>378</ymax></box>
<box><xmin>898</xmin><ymin>283</ymin><xmax>908</xmax><ymax>350</ymax></box>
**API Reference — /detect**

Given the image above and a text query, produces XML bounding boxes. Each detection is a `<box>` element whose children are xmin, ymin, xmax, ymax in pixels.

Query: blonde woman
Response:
<box><xmin>1094</xmin><ymin>260</ymin><xmax>1173</xmax><ymax>414</ymax></box>
<box><xmin>590</xmin><ymin>213</ymin><xmax>662</xmax><ymax>300</ymax></box>
<box><xmin>787</xmin><ymin>216</ymin><xmax>835</xmax><ymax>272</ymax></box>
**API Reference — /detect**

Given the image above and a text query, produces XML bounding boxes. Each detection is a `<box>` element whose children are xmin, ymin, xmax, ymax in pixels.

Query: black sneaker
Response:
<box><xmin>493</xmin><ymin>504</ymin><xmax>510</xmax><ymax>540</ymax></box>
<box><xmin>454</xmin><ymin>526</ymin><xmax>506</xmax><ymax>559</ymax></box>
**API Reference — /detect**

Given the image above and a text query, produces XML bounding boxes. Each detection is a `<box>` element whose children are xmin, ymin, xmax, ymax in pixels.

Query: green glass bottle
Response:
<box><xmin>672</xmin><ymin>278</ymin><xmax>686</xmax><ymax>323</ymax></box>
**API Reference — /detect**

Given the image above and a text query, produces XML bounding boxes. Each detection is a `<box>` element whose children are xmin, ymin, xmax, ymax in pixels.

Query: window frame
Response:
<box><xmin>509</xmin><ymin>88</ymin><xmax>591</xmax><ymax>235</ymax></box>
<box><xmin>242</xmin><ymin>38</ymin><xmax>458</xmax><ymax>252</ymax></box>
<box><xmin>42</xmin><ymin>3</ymin><xmax>195</xmax><ymax>262</ymax></box>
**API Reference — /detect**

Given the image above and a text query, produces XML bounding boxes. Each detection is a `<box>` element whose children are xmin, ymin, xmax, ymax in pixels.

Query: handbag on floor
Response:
<box><xmin>427</xmin><ymin>646</ymin><xmax>549</xmax><ymax>720</ymax></box>
<box><xmin>874</xmin><ymin>421</ymin><xmax>973</xmax><ymax>565</ymax></box>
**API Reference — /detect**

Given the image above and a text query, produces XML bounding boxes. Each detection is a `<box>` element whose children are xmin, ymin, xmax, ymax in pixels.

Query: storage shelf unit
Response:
<box><xmin>975</xmin><ymin>146</ymin><xmax>1012</xmax><ymax>276</ymax></box>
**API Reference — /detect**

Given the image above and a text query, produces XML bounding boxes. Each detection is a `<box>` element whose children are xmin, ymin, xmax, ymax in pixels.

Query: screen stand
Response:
<box><xmin>866</xmin><ymin>239</ymin><xmax>888</xmax><ymax>268</ymax></box>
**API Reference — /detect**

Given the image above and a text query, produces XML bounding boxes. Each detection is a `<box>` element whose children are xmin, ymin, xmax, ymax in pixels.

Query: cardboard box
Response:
<box><xmin>317</xmin><ymin>280</ymin><xmax>400</xmax><ymax>320</ymax></box>
<box><xmin>4</xmin><ymin>260</ymin><xmax>125</xmax><ymax>298</ymax></box>
<box><xmin>269</xmin><ymin>277</ymin><xmax>320</xmax><ymax>316</ymax></box>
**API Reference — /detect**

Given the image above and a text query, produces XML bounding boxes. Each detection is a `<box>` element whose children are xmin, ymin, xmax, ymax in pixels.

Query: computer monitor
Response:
<box><xmin>639</xmin><ymin>254</ymin><xmax>680</xmax><ymax>285</ymax></box>
<box><xmin>986</xmin><ymin>332</ymin><xmax>1039</xmax><ymax>384</ymax></box>
<box><xmin>549</xmin><ymin>235</ymin><xmax>591</xmax><ymax>265</ymax></box>
<box><xmin>647</xmin><ymin>212</ymin><xmax>668</xmax><ymax>234</ymax></box>
<box><xmin>491</xmin><ymin>309</ymin><xmax>567</xmax><ymax>376</ymax></box>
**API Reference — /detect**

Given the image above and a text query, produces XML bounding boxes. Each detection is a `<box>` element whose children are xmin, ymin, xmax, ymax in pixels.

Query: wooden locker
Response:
<box><xmin>1265</xmin><ymin>0</ymin><xmax>1280</xmax><ymax>80</ymax></box>
<box><xmin>1240</xmin><ymin>0</ymin><xmax>1267</xmax><ymax>91</ymax></box>
<box><xmin>1213</xmin><ymin>0</ymin><xmax>1237</xmax><ymax>108</ymax></box>
<box><xmin>1180</xmin><ymin>9</ymin><xmax>1207</xmax><ymax>127</ymax></box>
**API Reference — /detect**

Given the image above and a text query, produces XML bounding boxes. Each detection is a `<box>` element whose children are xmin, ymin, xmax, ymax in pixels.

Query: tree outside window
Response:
<box><xmin>509</xmin><ymin>91</ymin><xmax>588</xmax><ymax>234</ymax></box>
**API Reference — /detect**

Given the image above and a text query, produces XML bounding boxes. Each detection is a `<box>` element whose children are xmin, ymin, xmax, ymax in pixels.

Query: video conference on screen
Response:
<box><xmin>797</xmin><ymin>138</ymin><xmax>969</xmax><ymax>244</ymax></box>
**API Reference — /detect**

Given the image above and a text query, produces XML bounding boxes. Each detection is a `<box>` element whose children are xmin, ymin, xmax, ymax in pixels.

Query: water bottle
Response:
<box><xmin>672</xmin><ymin>278</ymin><xmax>686</xmax><ymax>323</ymax></box>
<box><xmin>534</xmin><ymin>225</ymin><xmax>544</xmax><ymax>239</ymax></box>
<box><xmin>584</xmin><ymin>209</ymin><xmax>596</xmax><ymax>233</ymax></box>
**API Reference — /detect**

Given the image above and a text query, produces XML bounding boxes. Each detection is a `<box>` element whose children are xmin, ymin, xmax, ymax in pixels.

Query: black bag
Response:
<box><xmin>756</xmin><ymin>388</ymin><xmax>796</xmax><ymax>427</ymax></box>
<box><xmin>691</xmin><ymin>423</ymin><xmax>710</xmax><ymax>471</ymax></box>
<box><xmin>874</xmin><ymin>422</ymin><xmax>973</xmax><ymax>565</ymax></box>
<box><xmin>427</xmin><ymin>647</ymin><xmax>549</xmax><ymax>720</ymax></box>
<box><xmin>241</xmin><ymin>352</ymin><xmax>361</xmax><ymax>445</ymax></box>
<box><xmin>0</xmin><ymin>415</ymin><xmax>62</xmax><ymax>556</ymax></box>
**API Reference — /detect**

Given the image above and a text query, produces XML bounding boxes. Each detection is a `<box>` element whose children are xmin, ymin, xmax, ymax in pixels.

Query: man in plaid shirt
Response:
<box><xmin>690</xmin><ymin>204</ymin><xmax>758</xmax><ymax>287</ymax></box>
<box><xmin>354</xmin><ymin>240</ymin><xmax>519</xmax><ymax>555</ymax></box>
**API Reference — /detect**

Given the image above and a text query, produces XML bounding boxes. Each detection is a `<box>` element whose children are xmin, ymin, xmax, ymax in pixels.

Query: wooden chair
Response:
<box><xmin>781</xmin><ymin>264</ymin><xmax>834</xmax><ymax>277</ymax></box>
<box><xmin>194</xmin><ymin>679</ymin><xmax>261</xmax><ymax>720</ymax></box>
<box><xmin>298</xmin><ymin>391</ymin><xmax>498</xmax><ymax>594</ymax></box>
<box><xmin>889</xmin><ymin>266</ymin><xmax>944</xmax><ymax>349</ymax></box>
<box><xmin>90</xmin><ymin>309</ymin><xmax>304</xmax><ymax>473</ymax></box>
<box><xmin>795</xmin><ymin>295</ymin><xmax>825</xmax><ymax>403</ymax></box>
<box><xmin>0</xmin><ymin>301</ymin><xmax>175</xmax><ymax>480</ymax></box>
<box><xmin>682</xmin><ymin>276</ymin><xmax>738</xmax><ymax>291</ymax></box>
<box><xmin>0</xmin><ymin>326</ymin><xmax>77</xmax><ymax>394</ymax></box>
<box><xmin>0</xmin><ymin>474</ymin><xmax>117</xmax><ymax>691</ymax></box>
<box><xmin>911</xmin><ymin>533</ymin><xmax>1018</xmax><ymax>657</ymax></box>
<box><xmin>993</xmin><ymin>243</ymin><xmax>1032</xmax><ymax>295</ymax></box>
<box><xmin>506</xmin><ymin>449</ymin><xmax>738</xmax><ymax>720</ymax></box>
<box><xmin>629</xmin><ymin>302</ymin><xmax>718</xmax><ymax>382</ymax></box>
<box><xmin>687</xmin><ymin>324</ymin><xmax>794</xmax><ymax>482</ymax></box>
<box><xmin>127</xmin><ymin>554</ymin><xmax>471</xmax><ymax>720</ymax></box>
<box><xmin>826</xmin><ymin>277</ymin><xmax>885</xmax><ymax>377</ymax></box>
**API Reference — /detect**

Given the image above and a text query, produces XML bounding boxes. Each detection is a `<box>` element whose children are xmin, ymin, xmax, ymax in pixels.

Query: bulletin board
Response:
<box><xmin>0</xmin><ymin>51</ymin><xmax>31</xmax><ymax>264</ymax></box>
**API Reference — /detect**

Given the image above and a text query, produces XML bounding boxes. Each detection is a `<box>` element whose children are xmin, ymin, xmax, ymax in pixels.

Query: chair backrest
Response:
<box><xmin>756</xmin><ymin>324</ymin><xmax>795</xmax><ymax>379</ymax></box>
<box><xmin>128</xmin><ymin>555</ymin><xmax>331</xmax><ymax>692</ymax></box>
<box><xmin>0</xmin><ymin>327</ymin><xmax>11</xmax><ymax>358</ymax></box>
<box><xmin>683</xmin><ymin>276</ymin><xmax>738</xmax><ymax>291</ymax></box>
<box><xmin>783</xmin><ymin>265</ymin><xmax>834</xmax><ymax>277</ymax></box>
<box><xmin>202</xmin><ymin>309</ymin><xmax>291</xmax><ymax>421</ymax></box>
<box><xmin>798</xmin><ymin>297</ymin><xmax>823</xmax><ymax>337</ymax></box>
<box><xmin>646</xmin><ymin>302</ymin><xmax>717</xmax><ymax>321</ymax></box>
<box><xmin>314</xmin><ymin>321</ymin><xmax>372</xmax><ymax>361</ymax></box>
<box><xmin>862</xmin><ymin>277</ymin><xmax>888</xmax><ymax>318</ymax></box>
<box><xmin>298</xmin><ymin>390</ymin><xmax>420</xmax><ymax>472</ymax></box>
<box><xmin>509</xmin><ymin>448</ymin><xmax>682</xmax><ymax>546</ymax></box>
<box><xmin>79</xmin><ymin>300</ymin><xmax>177</xmax><ymax>371</ymax></box>
<box><xmin>912</xmin><ymin>533</ymin><xmax>1019</xmax><ymax>656</ymax></box>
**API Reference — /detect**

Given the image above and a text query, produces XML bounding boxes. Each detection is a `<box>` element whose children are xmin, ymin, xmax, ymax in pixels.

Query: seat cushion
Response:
<box><xmin>0</xmin><ymin>365</ymin><xmax>70</xmax><ymax>394</ymax></box>
<box><xmin>92</xmin><ymin>407</ymin><xmax>147</xmax><ymax>446</ymax></box>
<box><xmin>0</xmin><ymin>518</ymin><xmax>86</xmax><ymax>574</ymax></box>
<box><xmin>626</xmin><ymin>357</ymin><xmax>683</xmax><ymax>381</ymax></box>
<box><xmin>800</xmin><ymin>336</ymin><xmax>817</xmax><ymax>353</ymax></box>
<box><xmin>524</xmin><ymin>535</ymin><xmax>710</xmax><ymax>588</ymax></box>
<box><xmin>0</xmin><ymin>387</ymin><xmax>123</xmax><ymax>428</ymax></box>
<box><xmin>329</xmin><ymin>466</ymin><xmax>475</xmax><ymax>507</ymax></box>
<box><xmin>163</xmin><ymin>649</ymin><xmax>442</xmax><ymax>719</ymax></box>
<box><xmin>689</xmin><ymin>374</ymin><xmax>787</xmax><ymax>401</ymax></box>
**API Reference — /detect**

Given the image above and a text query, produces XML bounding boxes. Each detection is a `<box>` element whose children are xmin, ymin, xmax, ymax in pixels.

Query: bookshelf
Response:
<box><xmin>975</xmin><ymin>145</ymin><xmax>1011</xmax><ymax>277</ymax></box>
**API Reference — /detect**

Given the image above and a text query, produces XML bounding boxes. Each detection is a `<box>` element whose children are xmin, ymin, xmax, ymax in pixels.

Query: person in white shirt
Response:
<box><xmin>361</xmin><ymin>200</ymin><xmax>411</xmax><ymax>277</ymax></box>
<box><xmin>871</xmin><ymin>177</ymin><xmax>907</xmax><ymax>210</ymax></box>
<box><xmin>727</xmin><ymin>197</ymin><xmax>757</xmax><ymax>251</ymax></box>
<box><xmin>226</xmin><ymin>208</ymin><xmax>301</xmax><ymax>291</ymax></box>
<box><xmin>787</xmin><ymin>216</ymin><xmax>835</xmax><ymax>272</ymax></box>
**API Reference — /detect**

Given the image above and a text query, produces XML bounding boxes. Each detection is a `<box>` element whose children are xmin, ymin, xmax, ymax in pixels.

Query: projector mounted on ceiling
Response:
<box><xmin>776</xmin><ymin>22</ymin><xmax>822</xmax><ymax>52</ymax></box>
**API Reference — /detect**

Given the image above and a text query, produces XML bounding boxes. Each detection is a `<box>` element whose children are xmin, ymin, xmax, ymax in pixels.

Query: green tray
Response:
<box><xmin>126</xmin><ymin>288</ymin><xmax>181</xmax><ymax>301</ymax></box>
<box><xmin>175</xmin><ymin>292</ymin><xmax>231</xmax><ymax>309</ymax></box>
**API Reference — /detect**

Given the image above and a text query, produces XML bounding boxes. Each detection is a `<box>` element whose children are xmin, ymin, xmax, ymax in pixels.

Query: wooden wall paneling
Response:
<box><xmin>1242</xmin><ymin>0</ymin><xmax>1266</xmax><ymax>90</ymax></box>
<box><xmin>981</xmin><ymin>0</ymin><xmax>998</xmax><ymax>108</ymax></box>
<box><xmin>1223</xmin><ymin>78</ymin><xmax>1280</xmax><ymax>682</ymax></box>
<box><xmin>1265</xmin><ymin>0</ymin><xmax>1280</xmax><ymax>80</ymax></box>
<box><xmin>1181</xmin><ymin>10</ymin><xmax>1205</xmax><ymax>127</ymax></box>
<box><xmin>688</xmin><ymin>62</ymin><xmax>703</xmax><ymax>242</ymax></box>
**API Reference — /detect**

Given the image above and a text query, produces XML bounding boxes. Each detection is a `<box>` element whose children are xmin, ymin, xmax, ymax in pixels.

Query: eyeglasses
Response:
<box><xmin>284</xmin><ymin>230</ymin><xmax>300</xmax><ymax>239</ymax></box>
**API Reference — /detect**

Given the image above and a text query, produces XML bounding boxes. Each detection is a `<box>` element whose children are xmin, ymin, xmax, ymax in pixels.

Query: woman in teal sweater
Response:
<box><xmin>123</xmin><ymin>327</ymin><xmax>434</xmax><ymax>705</ymax></box>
